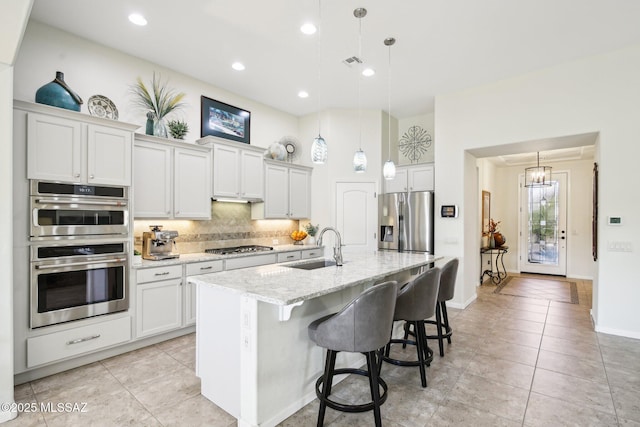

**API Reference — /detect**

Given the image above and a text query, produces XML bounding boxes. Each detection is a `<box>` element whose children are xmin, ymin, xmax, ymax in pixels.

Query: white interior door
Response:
<box><xmin>519</xmin><ymin>172</ymin><xmax>568</xmax><ymax>276</ymax></box>
<box><xmin>336</xmin><ymin>182</ymin><xmax>377</xmax><ymax>254</ymax></box>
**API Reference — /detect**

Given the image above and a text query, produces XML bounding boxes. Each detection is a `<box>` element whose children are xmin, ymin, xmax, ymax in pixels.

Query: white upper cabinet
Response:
<box><xmin>252</xmin><ymin>160</ymin><xmax>311</xmax><ymax>219</ymax></box>
<box><xmin>384</xmin><ymin>163</ymin><xmax>434</xmax><ymax>193</ymax></box>
<box><xmin>206</xmin><ymin>137</ymin><xmax>264</xmax><ymax>201</ymax></box>
<box><xmin>384</xmin><ymin>168</ymin><xmax>409</xmax><ymax>193</ymax></box>
<box><xmin>23</xmin><ymin>102</ymin><xmax>136</xmax><ymax>186</ymax></box>
<box><xmin>174</xmin><ymin>147</ymin><xmax>212</xmax><ymax>218</ymax></box>
<box><xmin>134</xmin><ymin>135</ymin><xmax>211</xmax><ymax>220</ymax></box>
<box><xmin>133</xmin><ymin>141</ymin><xmax>172</xmax><ymax>218</ymax></box>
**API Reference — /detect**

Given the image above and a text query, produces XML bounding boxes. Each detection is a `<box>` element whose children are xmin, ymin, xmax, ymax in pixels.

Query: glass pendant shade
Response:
<box><xmin>353</xmin><ymin>149</ymin><xmax>367</xmax><ymax>173</ymax></box>
<box><xmin>383</xmin><ymin>160</ymin><xmax>396</xmax><ymax>179</ymax></box>
<box><xmin>525</xmin><ymin>165</ymin><xmax>552</xmax><ymax>187</ymax></box>
<box><xmin>311</xmin><ymin>135</ymin><xmax>328</xmax><ymax>164</ymax></box>
<box><xmin>524</xmin><ymin>153</ymin><xmax>552</xmax><ymax>187</ymax></box>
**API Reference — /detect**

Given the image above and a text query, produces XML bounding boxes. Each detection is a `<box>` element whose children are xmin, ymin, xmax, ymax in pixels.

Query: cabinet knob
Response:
<box><xmin>167</xmin><ymin>211</ymin><xmax>171</xmax><ymax>215</ymax></box>
<box><xmin>75</xmin><ymin>173</ymin><xmax>81</xmax><ymax>178</ymax></box>
<box><xmin>90</xmin><ymin>174</ymin><xmax>94</xmax><ymax>179</ymax></box>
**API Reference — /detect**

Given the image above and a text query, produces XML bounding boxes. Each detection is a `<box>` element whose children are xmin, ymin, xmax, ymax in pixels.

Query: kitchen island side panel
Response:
<box><xmin>196</xmin><ymin>284</ymin><xmax>242</xmax><ymax>418</ymax></box>
<box><xmin>255</xmin><ymin>285</ymin><xmax>366</xmax><ymax>425</ymax></box>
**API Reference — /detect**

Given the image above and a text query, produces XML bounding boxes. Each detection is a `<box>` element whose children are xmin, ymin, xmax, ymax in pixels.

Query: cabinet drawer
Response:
<box><xmin>27</xmin><ymin>316</ymin><xmax>131</xmax><ymax>367</ymax></box>
<box><xmin>186</xmin><ymin>260</ymin><xmax>223</xmax><ymax>276</ymax></box>
<box><xmin>278</xmin><ymin>251</ymin><xmax>301</xmax><ymax>263</ymax></box>
<box><xmin>301</xmin><ymin>248</ymin><xmax>323</xmax><ymax>259</ymax></box>
<box><xmin>136</xmin><ymin>265</ymin><xmax>182</xmax><ymax>283</ymax></box>
<box><xmin>225</xmin><ymin>253</ymin><xmax>278</xmax><ymax>270</ymax></box>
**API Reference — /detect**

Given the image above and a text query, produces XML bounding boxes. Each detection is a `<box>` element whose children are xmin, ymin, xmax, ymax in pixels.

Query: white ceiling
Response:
<box><xmin>29</xmin><ymin>0</ymin><xmax>640</xmax><ymax>119</ymax></box>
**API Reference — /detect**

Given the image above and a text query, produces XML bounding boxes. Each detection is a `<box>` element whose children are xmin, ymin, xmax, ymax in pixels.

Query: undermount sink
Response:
<box><xmin>287</xmin><ymin>259</ymin><xmax>340</xmax><ymax>270</ymax></box>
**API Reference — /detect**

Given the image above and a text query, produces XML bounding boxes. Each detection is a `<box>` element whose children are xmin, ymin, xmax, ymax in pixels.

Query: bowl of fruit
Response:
<box><xmin>290</xmin><ymin>230</ymin><xmax>307</xmax><ymax>245</ymax></box>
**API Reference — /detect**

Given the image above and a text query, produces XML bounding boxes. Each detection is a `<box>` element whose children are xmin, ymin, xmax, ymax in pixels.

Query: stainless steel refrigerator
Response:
<box><xmin>378</xmin><ymin>191</ymin><xmax>434</xmax><ymax>254</ymax></box>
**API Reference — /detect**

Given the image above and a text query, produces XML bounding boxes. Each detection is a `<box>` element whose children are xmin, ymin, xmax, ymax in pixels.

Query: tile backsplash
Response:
<box><xmin>133</xmin><ymin>202</ymin><xmax>300</xmax><ymax>253</ymax></box>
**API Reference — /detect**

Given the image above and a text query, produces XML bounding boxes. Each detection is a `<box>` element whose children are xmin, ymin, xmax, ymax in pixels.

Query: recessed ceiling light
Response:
<box><xmin>300</xmin><ymin>22</ymin><xmax>317</xmax><ymax>35</ymax></box>
<box><xmin>232</xmin><ymin>62</ymin><xmax>246</xmax><ymax>71</ymax></box>
<box><xmin>362</xmin><ymin>68</ymin><xmax>375</xmax><ymax>77</ymax></box>
<box><xmin>128</xmin><ymin>13</ymin><xmax>147</xmax><ymax>26</ymax></box>
<box><xmin>298</xmin><ymin>91</ymin><xmax>309</xmax><ymax>98</ymax></box>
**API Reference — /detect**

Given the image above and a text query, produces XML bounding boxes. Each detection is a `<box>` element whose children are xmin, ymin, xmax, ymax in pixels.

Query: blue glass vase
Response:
<box><xmin>35</xmin><ymin>71</ymin><xmax>83</xmax><ymax>112</ymax></box>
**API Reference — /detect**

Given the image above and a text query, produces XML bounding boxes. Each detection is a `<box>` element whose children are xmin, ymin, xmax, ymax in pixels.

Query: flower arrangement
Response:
<box><xmin>304</xmin><ymin>223</ymin><xmax>319</xmax><ymax>237</ymax></box>
<box><xmin>488</xmin><ymin>219</ymin><xmax>501</xmax><ymax>234</ymax></box>
<box><xmin>131</xmin><ymin>72</ymin><xmax>185</xmax><ymax>137</ymax></box>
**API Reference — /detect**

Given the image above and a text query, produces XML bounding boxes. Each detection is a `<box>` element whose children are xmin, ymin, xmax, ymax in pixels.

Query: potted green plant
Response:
<box><xmin>167</xmin><ymin>119</ymin><xmax>189</xmax><ymax>140</ymax></box>
<box><xmin>304</xmin><ymin>223</ymin><xmax>319</xmax><ymax>245</ymax></box>
<box><xmin>131</xmin><ymin>72</ymin><xmax>185</xmax><ymax>138</ymax></box>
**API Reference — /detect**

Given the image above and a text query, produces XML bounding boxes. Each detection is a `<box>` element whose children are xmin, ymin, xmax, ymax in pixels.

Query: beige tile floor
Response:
<box><xmin>6</xmin><ymin>274</ymin><xmax>640</xmax><ymax>426</ymax></box>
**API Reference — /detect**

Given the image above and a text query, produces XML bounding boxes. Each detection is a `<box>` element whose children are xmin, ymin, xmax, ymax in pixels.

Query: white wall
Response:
<box><xmin>0</xmin><ymin>65</ymin><xmax>16</xmax><ymax>424</ymax></box>
<box><xmin>14</xmin><ymin>21</ymin><xmax>299</xmax><ymax>149</ymax></box>
<box><xmin>436</xmin><ymin>44</ymin><xmax>640</xmax><ymax>338</ymax></box>
<box><xmin>299</xmin><ymin>108</ymin><xmax>382</xmax><ymax>250</ymax></box>
<box><xmin>1</xmin><ymin>0</ymin><xmax>32</xmax><ymax>422</ymax></box>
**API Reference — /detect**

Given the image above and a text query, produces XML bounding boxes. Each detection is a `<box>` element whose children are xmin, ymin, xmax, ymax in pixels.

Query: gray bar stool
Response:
<box><xmin>404</xmin><ymin>258</ymin><xmax>458</xmax><ymax>357</ymax></box>
<box><xmin>308</xmin><ymin>281</ymin><xmax>399</xmax><ymax>427</ymax></box>
<box><xmin>380</xmin><ymin>267</ymin><xmax>441</xmax><ymax>388</ymax></box>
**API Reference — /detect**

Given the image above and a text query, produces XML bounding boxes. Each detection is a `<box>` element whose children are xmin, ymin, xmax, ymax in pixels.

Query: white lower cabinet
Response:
<box><xmin>27</xmin><ymin>316</ymin><xmax>131</xmax><ymax>368</ymax></box>
<box><xmin>225</xmin><ymin>253</ymin><xmax>278</xmax><ymax>270</ymax></box>
<box><xmin>135</xmin><ymin>265</ymin><xmax>183</xmax><ymax>338</ymax></box>
<box><xmin>301</xmin><ymin>248</ymin><xmax>323</xmax><ymax>259</ymax></box>
<box><xmin>185</xmin><ymin>260</ymin><xmax>223</xmax><ymax>326</ymax></box>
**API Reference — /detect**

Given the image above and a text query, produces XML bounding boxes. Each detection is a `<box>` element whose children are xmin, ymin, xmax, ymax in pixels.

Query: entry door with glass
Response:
<box><xmin>519</xmin><ymin>172</ymin><xmax>568</xmax><ymax>276</ymax></box>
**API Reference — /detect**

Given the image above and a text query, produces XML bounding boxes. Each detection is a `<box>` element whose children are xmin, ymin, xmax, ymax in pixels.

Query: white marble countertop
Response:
<box><xmin>188</xmin><ymin>251</ymin><xmax>445</xmax><ymax>306</ymax></box>
<box><xmin>132</xmin><ymin>244</ymin><xmax>321</xmax><ymax>269</ymax></box>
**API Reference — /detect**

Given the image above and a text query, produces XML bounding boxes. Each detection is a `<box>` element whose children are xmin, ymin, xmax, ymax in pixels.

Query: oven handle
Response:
<box><xmin>34</xmin><ymin>257</ymin><xmax>127</xmax><ymax>269</ymax></box>
<box><xmin>34</xmin><ymin>198</ymin><xmax>127</xmax><ymax>207</ymax></box>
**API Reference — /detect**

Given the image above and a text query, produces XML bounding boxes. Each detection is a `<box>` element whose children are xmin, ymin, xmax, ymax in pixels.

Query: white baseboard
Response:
<box><xmin>594</xmin><ymin>323</ymin><xmax>640</xmax><ymax>340</ymax></box>
<box><xmin>449</xmin><ymin>293</ymin><xmax>476</xmax><ymax>310</ymax></box>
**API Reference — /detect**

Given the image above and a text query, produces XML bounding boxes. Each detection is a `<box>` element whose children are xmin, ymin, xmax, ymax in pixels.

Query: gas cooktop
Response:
<box><xmin>205</xmin><ymin>245</ymin><xmax>274</xmax><ymax>255</ymax></box>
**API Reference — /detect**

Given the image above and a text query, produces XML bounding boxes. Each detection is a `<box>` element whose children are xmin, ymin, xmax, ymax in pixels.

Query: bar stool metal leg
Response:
<box><xmin>441</xmin><ymin>302</ymin><xmax>452</xmax><ymax>344</ymax></box>
<box><xmin>435</xmin><ymin>303</ymin><xmax>445</xmax><ymax>357</ymax></box>
<box><xmin>365</xmin><ymin>351</ymin><xmax>383</xmax><ymax>427</ymax></box>
<box><xmin>317</xmin><ymin>349</ymin><xmax>337</xmax><ymax>427</ymax></box>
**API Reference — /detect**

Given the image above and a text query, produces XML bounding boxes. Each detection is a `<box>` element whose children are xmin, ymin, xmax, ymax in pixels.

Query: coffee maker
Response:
<box><xmin>142</xmin><ymin>225</ymin><xmax>180</xmax><ymax>260</ymax></box>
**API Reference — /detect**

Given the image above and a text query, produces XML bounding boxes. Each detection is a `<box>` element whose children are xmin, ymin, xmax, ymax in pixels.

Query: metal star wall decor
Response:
<box><xmin>399</xmin><ymin>125</ymin><xmax>432</xmax><ymax>163</ymax></box>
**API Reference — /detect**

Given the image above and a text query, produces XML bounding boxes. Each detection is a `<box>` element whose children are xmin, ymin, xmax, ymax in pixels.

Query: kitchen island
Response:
<box><xmin>189</xmin><ymin>250</ymin><xmax>445</xmax><ymax>427</ymax></box>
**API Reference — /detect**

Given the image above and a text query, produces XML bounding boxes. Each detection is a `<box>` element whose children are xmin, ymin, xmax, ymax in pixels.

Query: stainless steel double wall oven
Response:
<box><xmin>29</xmin><ymin>180</ymin><xmax>130</xmax><ymax>328</ymax></box>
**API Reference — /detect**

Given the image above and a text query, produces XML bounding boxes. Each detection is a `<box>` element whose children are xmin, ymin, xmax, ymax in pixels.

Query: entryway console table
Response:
<box><xmin>480</xmin><ymin>246</ymin><xmax>508</xmax><ymax>285</ymax></box>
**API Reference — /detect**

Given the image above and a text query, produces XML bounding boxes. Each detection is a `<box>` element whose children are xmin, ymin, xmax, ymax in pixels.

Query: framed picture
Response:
<box><xmin>200</xmin><ymin>96</ymin><xmax>250</xmax><ymax>144</ymax></box>
<box><xmin>482</xmin><ymin>190</ymin><xmax>491</xmax><ymax>236</ymax></box>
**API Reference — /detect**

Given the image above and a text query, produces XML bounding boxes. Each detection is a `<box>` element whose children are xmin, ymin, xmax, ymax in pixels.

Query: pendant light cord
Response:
<box><xmin>357</xmin><ymin>14</ymin><xmax>362</xmax><ymax>151</ymax></box>
<box><xmin>387</xmin><ymin>41</ymin><xmax>392</xmax><ymax>160</ymax></box>
<box><xmin>316</xmin><ymin>0</ymin><xmax>322</xmax><ymax>135</ymax></box>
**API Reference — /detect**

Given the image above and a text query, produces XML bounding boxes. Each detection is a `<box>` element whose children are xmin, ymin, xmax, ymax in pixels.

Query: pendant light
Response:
<box><xmin>382</xmin><ymin>37</ymin><xmax>396</xmax><ymax>180</ymax></box>
<box><xmin>352</xmin><ymin>7</ymin><xmax>367</xmax><ymax>173</ymax></box>
<box><xmin>310</xmin><ymin>0</ymin><xmax>328</xmax><ymax>164</ymax></box>
<box><xmin>524</xmin><ymin>152</ymin><xmax>552</xmax><ymax>187</ymax></box>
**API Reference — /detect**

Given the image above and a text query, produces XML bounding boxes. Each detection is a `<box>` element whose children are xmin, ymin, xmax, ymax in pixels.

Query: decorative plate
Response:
<box><xmin>279</xmin><ymin>136</ymin><xmax>299</xmax><ymax>162</ymax></box>
<box><xmin>87</xmin><ymin>95</ymin><xmax>119</xmax><ymax>120</ymax></box>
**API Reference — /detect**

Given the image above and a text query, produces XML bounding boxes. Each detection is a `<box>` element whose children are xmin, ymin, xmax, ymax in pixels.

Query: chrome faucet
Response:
<box><xmin>316</xmin><ymin>227</ymin><xmax>343</xmax><ymax>266</ymax></box>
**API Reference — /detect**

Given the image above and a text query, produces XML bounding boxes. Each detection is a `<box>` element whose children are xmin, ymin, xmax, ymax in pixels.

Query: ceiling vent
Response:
<box><xmin>342</xmin><ymin>56</ymin><xmax>363</xmax><ymax>67</ymax></box>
